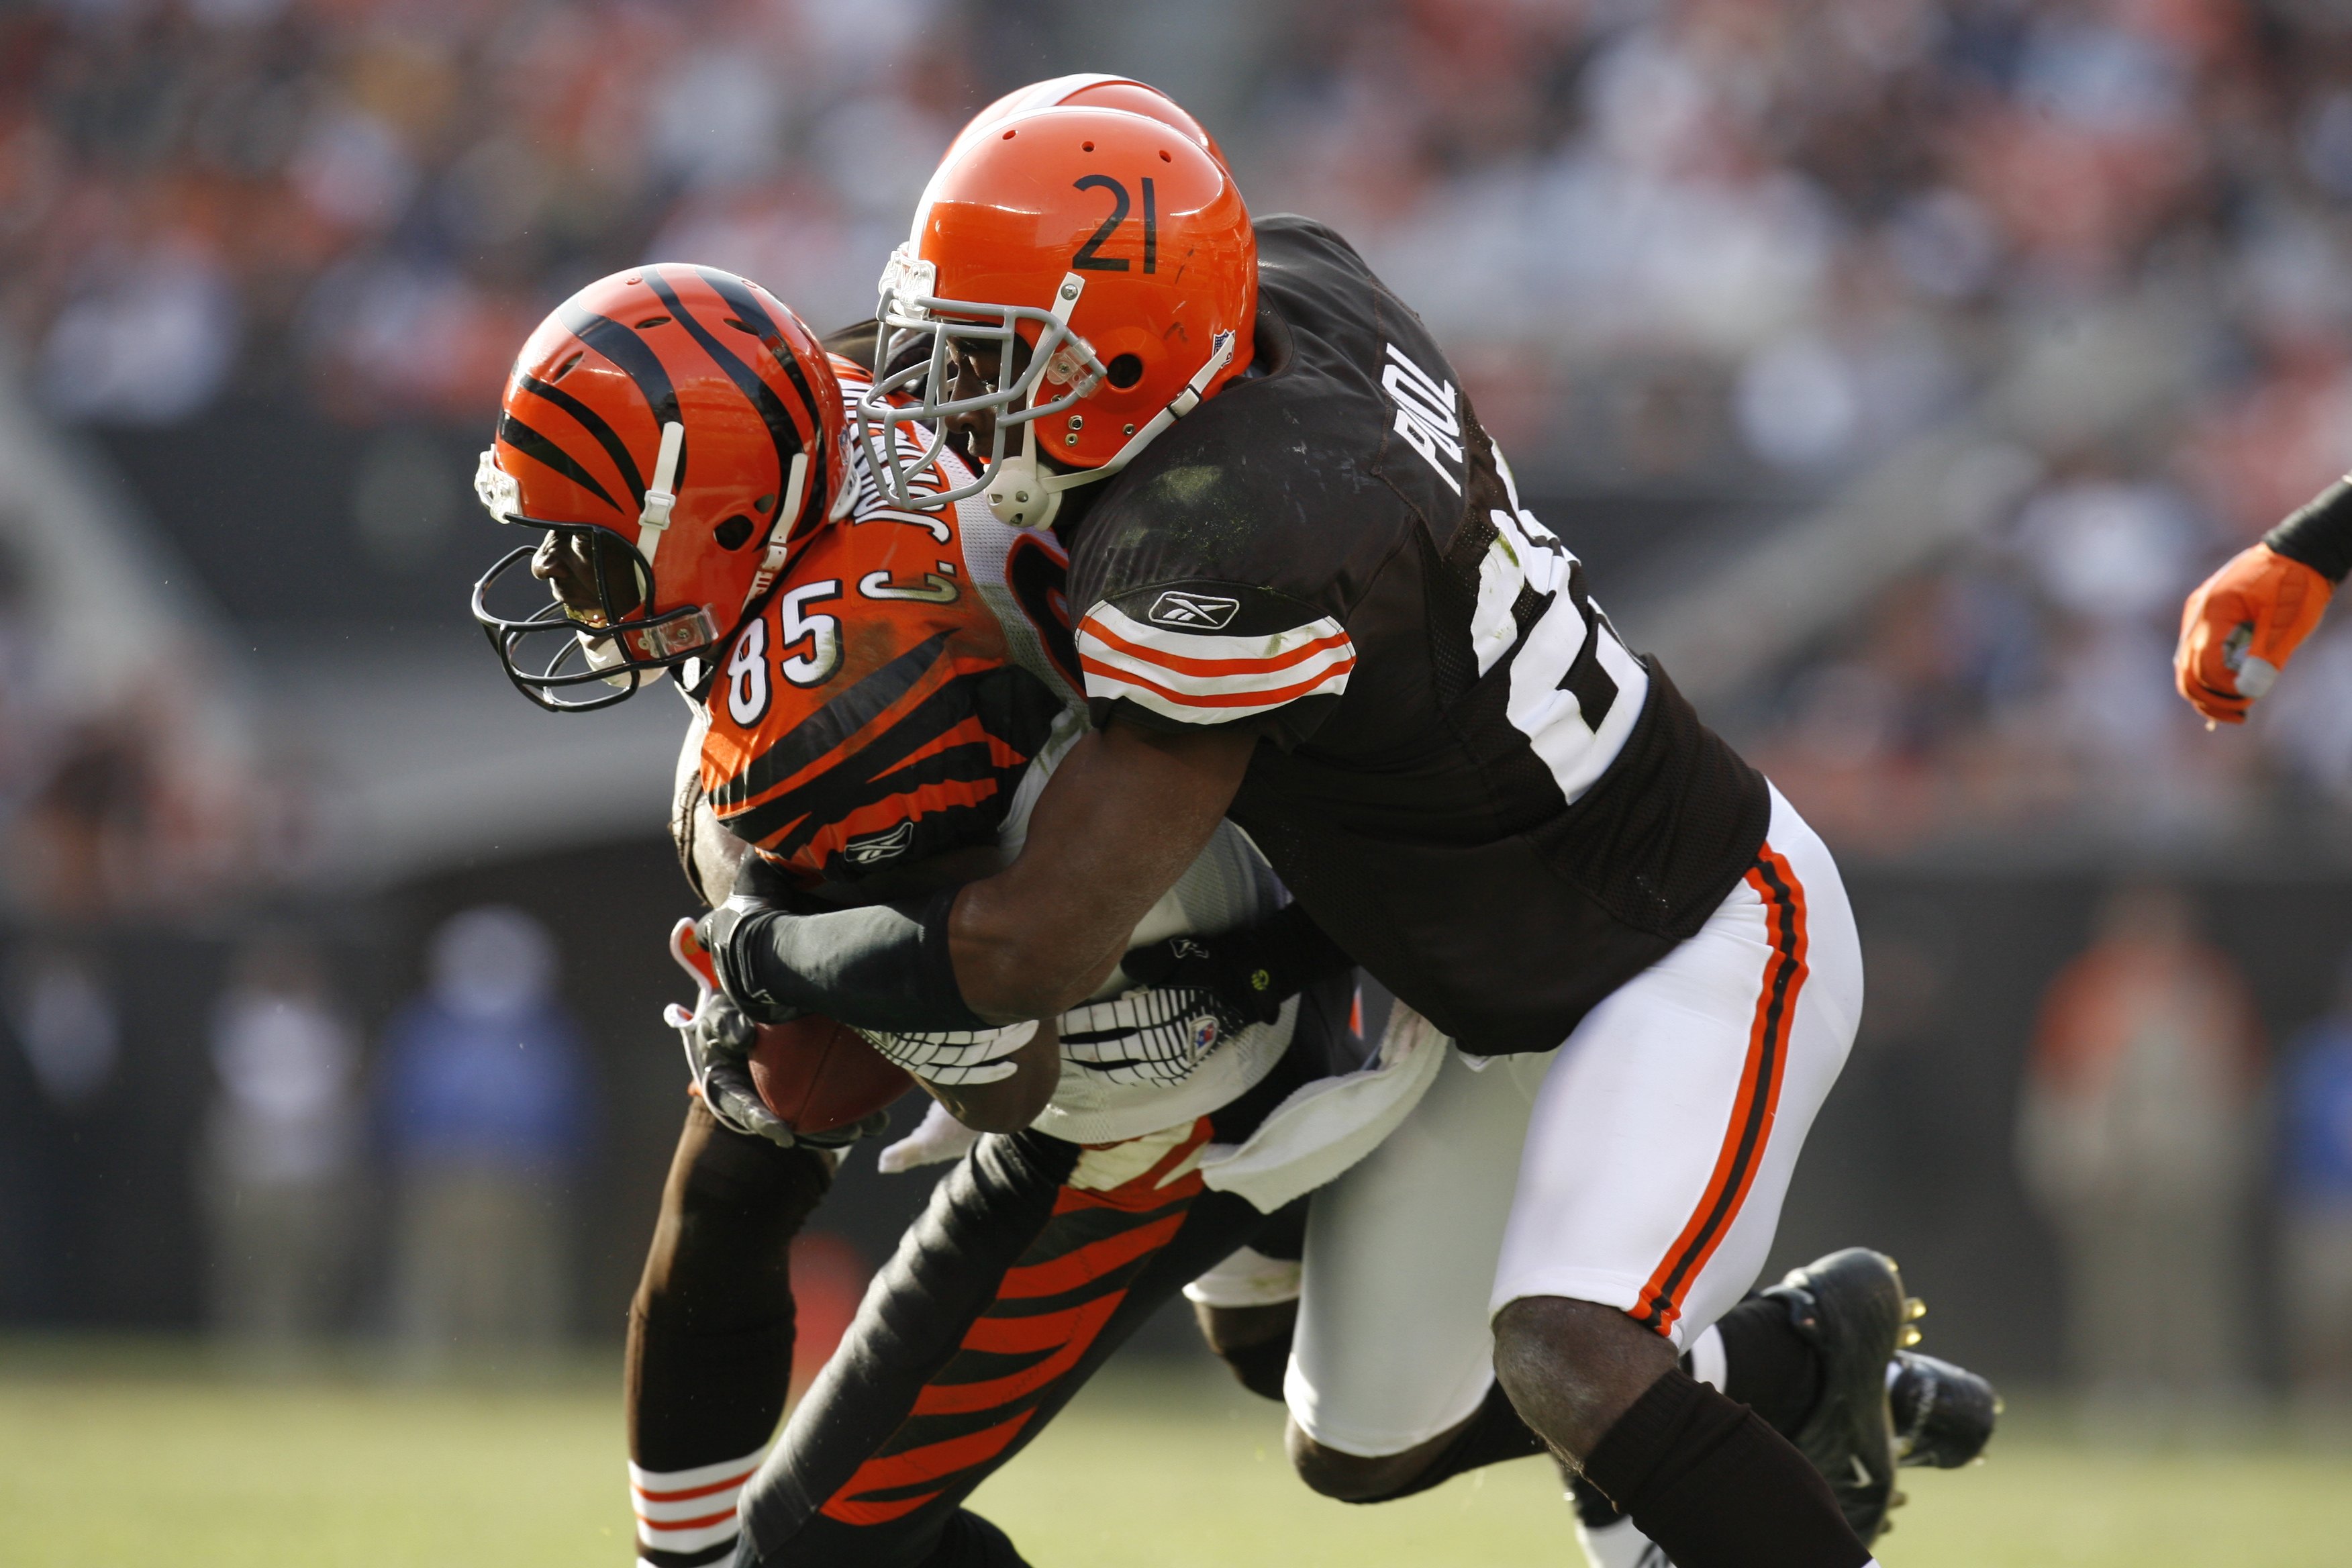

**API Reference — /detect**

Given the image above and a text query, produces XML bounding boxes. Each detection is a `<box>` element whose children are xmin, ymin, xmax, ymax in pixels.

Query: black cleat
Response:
<box><xmin>1761</xmin><ymin>1248</ymin><xmax>1906</xmax><ymax>1545</ymax></box>
<box><xmin>1890</xmin><ymin>1349</ymin><xmax>2002</xmax><ymax>1469</ymax></box>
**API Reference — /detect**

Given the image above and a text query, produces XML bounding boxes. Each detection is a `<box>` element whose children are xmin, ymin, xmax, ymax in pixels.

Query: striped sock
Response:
<box><xmin>631</xmin><ymin>1442</ymin><xmax>770</xmax><ymax>1567</ymax></box>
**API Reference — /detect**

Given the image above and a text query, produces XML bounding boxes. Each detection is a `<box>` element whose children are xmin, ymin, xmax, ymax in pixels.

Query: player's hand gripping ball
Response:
<box><xmin>665</xmin><ymin>920</ymin><xmax>907</xmax><ymax>1146</ymax></box>
<box><xmin>2175</xmin><ymin>543</ymin><xmax>2333</xmax><ymax>725</ymax></box>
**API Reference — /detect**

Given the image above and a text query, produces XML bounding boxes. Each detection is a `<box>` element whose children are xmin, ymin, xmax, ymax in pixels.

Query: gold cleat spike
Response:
<box><xmin>1898</xmin><ymin>1325</ymin><xmax>1923</xmax><ymax>1348</ymax></box>
<box><xmin>1905</xmin><ymin>1297</ymin><xmax>1927</xmax><ymax>1321</ymax></box>
<box><xmin>1992</xmin><ymin>1393</ymin><xmax>2006</xmax><ymax>1416</ymax></box>
<box><xmin>1891</xmin><ymin>1491</ymin><xmax>1908</xmax><ymax>1510</ymax></box>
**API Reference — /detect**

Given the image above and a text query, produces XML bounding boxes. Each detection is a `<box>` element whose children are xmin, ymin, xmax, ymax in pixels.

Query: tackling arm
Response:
<box><xmin>951</xmin><ymin>719</ymin><xmax>1259</xmax><ymax>1019</ymax></box>
<box><xmin>703</xmin><ymin>718</ymin><xmax>1258</xmax><ymax>1030</ymax></box>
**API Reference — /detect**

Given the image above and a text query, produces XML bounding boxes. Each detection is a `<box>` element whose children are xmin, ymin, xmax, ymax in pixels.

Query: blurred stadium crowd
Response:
<box><xmin>6</xmin><ymin>0</ymin><xmax>2352</xmax><ymax>884</ymax></box>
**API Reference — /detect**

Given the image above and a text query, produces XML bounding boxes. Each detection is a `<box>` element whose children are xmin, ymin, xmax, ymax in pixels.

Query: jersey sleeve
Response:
<box><xmin>2266</xmin><ymin>475</ymin><xmax>2352</xmax><ymax>583</ymax></box>
<box><xmin>1076</xmin><ymin>579</ymin><xmax>1355</xmax><ymax>745</ymax></box>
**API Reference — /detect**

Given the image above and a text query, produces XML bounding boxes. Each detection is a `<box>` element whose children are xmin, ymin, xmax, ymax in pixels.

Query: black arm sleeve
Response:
<box><xmin>705</xmin><ymin>889</ymin><xmax>991</xmax><ymax>1034</ymax></box>
<box><xmin>2265</xmin><ymin>475</ymin><xmax>2352</xmax><ymax>584</ymax></box>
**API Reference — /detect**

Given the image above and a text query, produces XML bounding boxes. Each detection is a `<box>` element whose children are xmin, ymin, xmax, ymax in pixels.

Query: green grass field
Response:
<box><xmin>2</xmin><ymin>1340</ymin><xmax>2347</xmax><ymax>1567</ymax></box>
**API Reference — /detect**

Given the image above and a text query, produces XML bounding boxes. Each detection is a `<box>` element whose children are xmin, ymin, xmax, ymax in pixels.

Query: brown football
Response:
<box><xmin>748</xmin><ymin>1015</ymin><xmax>913</xmax><ymax>1135</ymax></box>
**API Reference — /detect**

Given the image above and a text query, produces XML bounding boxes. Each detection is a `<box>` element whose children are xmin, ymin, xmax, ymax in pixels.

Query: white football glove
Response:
<box><xmin>860</xmin><ymin>1020</ymin><xmax>1039</xmax><ymax>1085</ymax></box>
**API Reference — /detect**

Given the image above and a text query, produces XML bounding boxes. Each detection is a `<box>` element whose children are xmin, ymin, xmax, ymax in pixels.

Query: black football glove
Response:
<box><xmin>1120</xmin><ymin>902</ymin><xmax>1355</xmax><ymax>1026</ymax></box>
<box><xmin>696</xmin><ymin>899</ymin><xmax>804</xmax><ymax>1026</ymax></box>
<box><xmin>673</xmin><ymin>984</ymin><xmax>894</xmax><ymax>1150</ymax></box>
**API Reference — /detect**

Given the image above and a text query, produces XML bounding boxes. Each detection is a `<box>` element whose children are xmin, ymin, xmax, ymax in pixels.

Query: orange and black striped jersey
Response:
<box><xmin>697</xmin><ymin>361</ymin><xmax>1085</xmax><ymax>888</ymax></box>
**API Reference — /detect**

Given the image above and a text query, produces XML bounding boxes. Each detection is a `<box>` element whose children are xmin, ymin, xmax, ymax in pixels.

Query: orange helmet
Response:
<box><xmin>861</xmin><ymin>104</ymin><xmax>1256</xmax><ymax>530</ymax></box>
<box><xmin>471</xmin><ymin>264</ymin><xmax>850</xmax><ymax>711</ymax></box>
<box><xmin>942</xmin><ymin>73</ymin><xmax>1229</xmax><ymax>175</ymax></box>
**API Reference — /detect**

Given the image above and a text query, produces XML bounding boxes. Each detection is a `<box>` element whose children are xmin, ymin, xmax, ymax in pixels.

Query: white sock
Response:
<box><xmin>630</xmin><ymin>1441</ymin><xmax>769</xmax><ymax>1565</ymax></box>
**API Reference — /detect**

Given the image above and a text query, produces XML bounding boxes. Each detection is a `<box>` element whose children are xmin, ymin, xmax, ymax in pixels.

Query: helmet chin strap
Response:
<box><xmin>572</xmin><ymin>418</ymin><xmax>683</xmax><ymax>689</ymax></box>
<box><xmin>634</xmin><ymin>421</ymin><xmax>687</xmax><ymax>566</ymax></box>
<box><xmin>983</xmin><ymin>329</ymin><xmax>1236</xmax><ymax>530</ymax></box>
<box><xmin>743</xmin><ymin>451</ymin><xmax>809</xmax><ymax>611</ymax></box>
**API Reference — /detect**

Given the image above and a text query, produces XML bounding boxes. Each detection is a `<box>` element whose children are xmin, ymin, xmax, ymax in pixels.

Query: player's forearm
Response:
<box><xmin>2265</xmin><ymin>475</ymin><xmax>2352</xmax><ymax>583</ymax></box>
<box><xmin>707</xmin><ymin>892</ymin><xmax>990</xmax><ymax>1032</ymax></box>
<box><xmin>948</xmin><ymin>720</ymin><xmax>1255</xmax><ymax>1020</ymax></box>
<box><xmin>704</xmin><ymin>720</ymin><xmax>1253</xmax><ymax>1029</ymax></box>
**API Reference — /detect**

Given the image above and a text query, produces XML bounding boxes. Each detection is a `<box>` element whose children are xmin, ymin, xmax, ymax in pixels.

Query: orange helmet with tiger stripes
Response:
<box><xmin>471</xmin><ymin>264</ymin><xmax>850</xmax><ymax>711</ymax></box>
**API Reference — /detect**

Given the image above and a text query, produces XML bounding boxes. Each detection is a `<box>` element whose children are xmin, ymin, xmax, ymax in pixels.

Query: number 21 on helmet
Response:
<box><xmin>861</xmin><ymin>104</ymin><xmax>1256</xmax><ymax>532</ymax></box>
<box><xmin>471</xmin><ymin>264</ymin><xmax>852</xmax><ymax>712</ymax></box>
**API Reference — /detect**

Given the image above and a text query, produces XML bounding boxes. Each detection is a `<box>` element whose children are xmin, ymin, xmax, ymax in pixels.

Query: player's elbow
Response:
<box><xmin>950</xmin><ymin>913</ymin><xmax>1104</xmax><ymax>1022</ymax></box>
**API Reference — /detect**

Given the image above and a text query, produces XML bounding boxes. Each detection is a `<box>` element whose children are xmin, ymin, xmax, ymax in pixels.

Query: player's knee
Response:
<box><xmin>1285</xmin><ymin>1421</ymin><xmax>1430</xmax><ymax>1503</ymax></box>
<box><xmin>1490</xmin><ymin>1294</ymin><xmax>1676</xmax><ymax>1463</ymax></box>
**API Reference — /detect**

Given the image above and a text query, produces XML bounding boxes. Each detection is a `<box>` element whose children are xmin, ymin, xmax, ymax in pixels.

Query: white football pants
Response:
<box><xmin>1285</xmin><ymin>784</ymin><xmax>1862</xmax><ymax>1455</ymax></box>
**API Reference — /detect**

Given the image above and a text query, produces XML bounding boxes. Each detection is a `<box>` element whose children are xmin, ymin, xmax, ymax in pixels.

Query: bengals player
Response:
<box><xmin>472</xmin><ymin>254</ymin><xmax>1371</xmax><ymax>1568</ymax></box>
<box><xmin>701</xmin><ymin>99</ymin><xmax>1994</xmax><ymax>1568</ymax></box>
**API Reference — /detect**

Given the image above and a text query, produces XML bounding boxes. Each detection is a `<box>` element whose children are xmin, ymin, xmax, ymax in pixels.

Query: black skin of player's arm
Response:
<box><xmin>947</xmin><ymin>718</ymin><xmax>1259</xmax><ymax>1020</ymax></box>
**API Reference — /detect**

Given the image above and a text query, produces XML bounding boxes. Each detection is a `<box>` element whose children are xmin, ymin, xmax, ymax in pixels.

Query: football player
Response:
<box><xmin>2175</xmin><ymin>476</ymin><xmax>2346</xmax><ymax>723</ymax></box>
<box><xmin>697</xmin><ymin>101</ymin><xmax>1930</xmax><ymax>1568</ymax></box>
<box><xmin>471</xmin><ymin>258</ymin><xmax>1382</xmax><ymax>1568</ymax></box>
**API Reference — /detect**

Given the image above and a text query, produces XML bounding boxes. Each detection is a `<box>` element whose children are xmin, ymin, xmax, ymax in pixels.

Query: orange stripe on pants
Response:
<box><xmin>1634</xmin><ymin>844</ymin><xmax>1809</xmax><ymax>1336</ymax></box>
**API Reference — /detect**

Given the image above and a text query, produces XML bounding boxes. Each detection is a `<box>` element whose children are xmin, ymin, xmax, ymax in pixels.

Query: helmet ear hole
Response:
<box><xmin>754</xmin><ymin>493</ymin><xmax>777</xmax><ymax>517</ymax></box>
<box><xmin>714</xmin><ymin>514</ymin><xmax>755</xmax><ymax>550</ymax></box>
<box><xmin>1106</xmin><ymin>353</ymin><xmax>1144</xmax><ymax>389</ymax></box>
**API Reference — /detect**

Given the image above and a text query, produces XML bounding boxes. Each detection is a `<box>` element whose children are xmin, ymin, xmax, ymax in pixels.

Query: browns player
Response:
<box><xmin>2176</xmin><ymin>477</ymin><xmax>2346</xmax><ymax>723</ymax></box>
<box><xmin>699</xmin><ymin>101</ymin><xmax>1975</xmax><ymax>1568</ymax></box>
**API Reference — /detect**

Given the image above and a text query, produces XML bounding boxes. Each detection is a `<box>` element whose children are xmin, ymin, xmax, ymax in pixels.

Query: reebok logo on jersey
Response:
<box><xmin>1146</xmin><ymin>591</ymin><xmax>1240</xmax><ymax>630</ymax></box>
<box><xmin>842</xmin><ymin>821</ymin><xmax>917</xmax><ymax>865</ymax></box>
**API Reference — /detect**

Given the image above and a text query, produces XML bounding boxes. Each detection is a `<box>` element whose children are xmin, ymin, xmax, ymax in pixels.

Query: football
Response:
<box><xmin>748</xmin><ymin>1015</ymin><xmax>912</xmax><ymax>1135</ymax></box>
